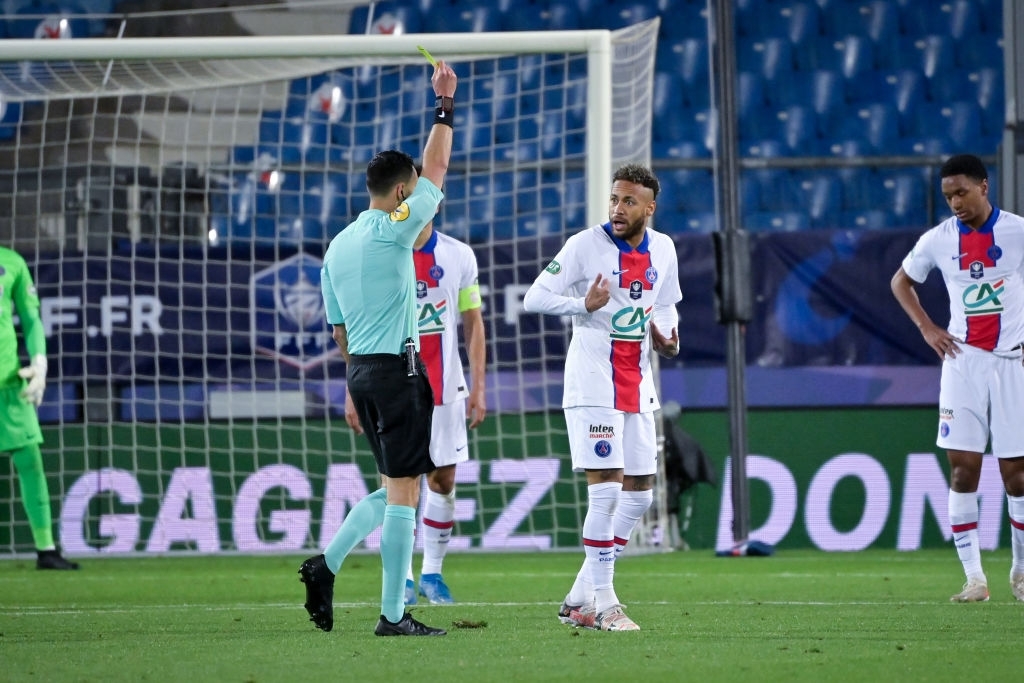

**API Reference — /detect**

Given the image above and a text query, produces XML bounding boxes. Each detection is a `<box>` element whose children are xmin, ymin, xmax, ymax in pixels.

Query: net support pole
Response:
<box><xmin>709</xmin><ymin>0</ymin><xmax>754</xmax><ymax>552</ymax></box>
<box><xmin>585</xmin><ymin>30</ymin><xmax>613</xmax><ymax>226</ymax></box>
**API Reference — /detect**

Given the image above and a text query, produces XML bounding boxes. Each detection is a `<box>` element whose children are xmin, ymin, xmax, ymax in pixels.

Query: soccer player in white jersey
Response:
<box><xmin>406</xmin><ymin>216</ymin><xmax>486</xmax><ymax>603</ymax></box>
<box><xmin>320</xmin><ymin>213</ymin><xmax>486</xmax><ymax>606</ymax></box>
<box><xmin>892</xmin><ymin>153</ymin><xmax>1024</xmax><ymax>603</ymax></box>
<box><xmin>524</xmin><ymin>164</ymin><xmax>682</xmax><ymax>631</ymax></box>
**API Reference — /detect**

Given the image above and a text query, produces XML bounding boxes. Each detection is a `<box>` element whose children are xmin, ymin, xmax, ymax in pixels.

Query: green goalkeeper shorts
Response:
<box><xmin>0</xmin><ymin>383</ymin><xmax>43</xmax><ymax>453</ymax></box>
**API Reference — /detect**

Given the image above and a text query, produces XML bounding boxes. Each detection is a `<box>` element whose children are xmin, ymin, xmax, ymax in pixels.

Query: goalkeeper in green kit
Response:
<box><xmin>0</xmin><ymin>246</ymin><xmax>78</xmax><ymax>569</ymax></box>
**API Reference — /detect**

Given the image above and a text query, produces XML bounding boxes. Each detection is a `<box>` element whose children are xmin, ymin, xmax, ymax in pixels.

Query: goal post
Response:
<box><xmin>0</xmin><ymin>19</ymin><xmax>670</xmax><ymax>557</ymax></box>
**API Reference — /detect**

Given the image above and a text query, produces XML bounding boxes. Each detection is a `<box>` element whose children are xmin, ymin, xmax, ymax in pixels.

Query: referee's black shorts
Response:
<box><xmin>346</xmin><ymin>353</ymin><xmax>435</xmax><ymax>478</ymax></box>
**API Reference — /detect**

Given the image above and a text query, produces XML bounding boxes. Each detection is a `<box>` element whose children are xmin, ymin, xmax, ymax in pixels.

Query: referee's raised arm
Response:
<box><xmin>419</xmin><ymin>60</ymin><xmax>457</xmax><ymax>190</ymax></box>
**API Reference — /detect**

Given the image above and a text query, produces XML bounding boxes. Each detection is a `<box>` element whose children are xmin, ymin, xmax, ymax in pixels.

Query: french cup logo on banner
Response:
<box><xmin>250</xmin><ymin>253</ymin><xmax>337</xmax><ymax>369</ymax></box>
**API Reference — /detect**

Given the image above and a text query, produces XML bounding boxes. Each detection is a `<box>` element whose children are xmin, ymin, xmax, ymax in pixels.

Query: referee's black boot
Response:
<box><xmin>36</xmin><ymin>548</ymin><xmax>80</xmax><ymax>570</ymax></box>
<box><xmin>298</xmin><ymin>554</ymin><xmax>335</xmax><ymax>631</ymax></box>
<box><xmin>374</xmin><ymin>612</ymin><xmax>447</xmax><ymax>636</ymax></box>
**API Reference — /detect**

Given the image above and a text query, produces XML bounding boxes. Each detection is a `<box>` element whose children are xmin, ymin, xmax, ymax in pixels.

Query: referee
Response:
<box><xmin>299</xmin><ymin>58</ymin><xmax>457</xmax><ymax>637</ymax></box>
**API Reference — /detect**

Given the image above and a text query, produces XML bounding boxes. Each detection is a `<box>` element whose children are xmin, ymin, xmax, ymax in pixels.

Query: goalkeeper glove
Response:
<box><xmin>18</xmin><ymin>354</ymin><xmax>47</xmax><ymax>407</ymax></box>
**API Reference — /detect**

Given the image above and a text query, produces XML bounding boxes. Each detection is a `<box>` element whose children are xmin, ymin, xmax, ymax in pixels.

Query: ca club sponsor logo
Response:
<box><xmin>417</xmin><ymin>298</ymin><xmax>448</xmax><ymax>336</ymax></box>
<box><xmin>963</xmin><ymin>279</ymin><xmax>1004</xmax><ymax>315</ymax></box>
<box><xmin>250</xmin><ymin>253</ymin><xmax>337</xmax><ymax>370</ymax></box>
<box><xmin>609</xmin><ymin>305</ymin><xmax>653</xmax><ymax>341</ymax></box>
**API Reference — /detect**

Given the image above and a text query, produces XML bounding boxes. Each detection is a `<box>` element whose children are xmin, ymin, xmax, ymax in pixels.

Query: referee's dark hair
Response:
<box><xmin>613</xmin><ymin>163</ymin><xmax>660</xmax><ymax>199</ymax></box>
<box><xmin>940</xmin><ymin>154</ymin><xmax>988</xmax><ymax>183</ymax></box>
<box><xmin>366</xmin><ymin>150</ymin><xmax>416</xmax><ymax>197</ymax></box>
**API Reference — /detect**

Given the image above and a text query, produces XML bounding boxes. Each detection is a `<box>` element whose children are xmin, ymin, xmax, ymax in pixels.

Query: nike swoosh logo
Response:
<box><xmin>456</xmin><ymin>445</ymin><xmax>467</xmax><ymax>452</ymax></box>
<box><xmin>598</xmin><ymin>550</ymin><xmax>613</xmax><ymax>556</ymax></box>
<box><xmin>954</xmin><ymin>534</ymin><xmax>969</xmax><ymax>543</ymax></box>
<box><xmin>952</xmin><ymin>253</ymin><xmax>968</xmax><ymax>260</ymax></box>
<box><xmin>611</xmin><ymin>269</ymin><xmax>628</xmax><ymax>275</ymax></box>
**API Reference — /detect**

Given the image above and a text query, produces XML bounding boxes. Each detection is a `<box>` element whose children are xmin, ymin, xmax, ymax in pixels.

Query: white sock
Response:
<box><xmin>566</xmin><ymin>563</ymin><xmax>593</xmax><ymax>607</ymax></box>
<box><xmin>948</xmin><ymin>489</ymin><xmax>985</xmax><ymax>582</ymax></box>
<box><xmin>613</xmin><ymin>489</ymin><xmax>654</xmax><ymax>558</ymax></box>
<box><xmin>582</xmin><ymin>481</ymin><xmax>621</xmax><ymax>614</ymax></box>
<box><xmin>1007</xmin><ymin>494</ymin><xmax>1024</xmax><ymax>576</ymax></box>
<box><xmin>420</xmin><ymin>489</ymin><xmax>455</xmax><ymax>576</ymax></box>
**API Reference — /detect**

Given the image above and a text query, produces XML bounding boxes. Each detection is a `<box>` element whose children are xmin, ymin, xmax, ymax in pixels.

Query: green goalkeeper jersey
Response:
<box><xmin>0</xmin><ymin>246</ymin><xmax>45</xmax><ymax>388</ymax></box>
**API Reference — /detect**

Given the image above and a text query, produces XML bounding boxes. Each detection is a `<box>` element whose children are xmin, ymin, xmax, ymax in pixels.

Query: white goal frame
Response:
<box><xmin>0</xmin><ymin>21</ymin><xmax>670</xmax><ymax>557</ymax></box>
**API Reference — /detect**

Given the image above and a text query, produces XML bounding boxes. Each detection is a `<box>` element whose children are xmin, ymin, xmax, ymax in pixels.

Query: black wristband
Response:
<box><xmin>434</xmin><ymin>96</ymin><xmax>454</xmax><ymax>127</ymax></box>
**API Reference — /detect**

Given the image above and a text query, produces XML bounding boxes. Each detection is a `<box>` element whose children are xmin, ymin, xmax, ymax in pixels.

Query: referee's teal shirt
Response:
<box><xmin>321</xmin><ymin>176</ymin><xmax>443</xmax><ymax>355</ymax></box>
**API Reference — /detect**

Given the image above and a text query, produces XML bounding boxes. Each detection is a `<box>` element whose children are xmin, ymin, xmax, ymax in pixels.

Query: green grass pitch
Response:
<box><xmin>1</xmin><ymin>549</ymin><xmax>1019</xmax><ymax>682</ymax></box>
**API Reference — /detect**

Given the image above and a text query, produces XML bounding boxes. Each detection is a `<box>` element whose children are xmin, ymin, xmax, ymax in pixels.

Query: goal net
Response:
<box><xmin>0</xmin><ymin>18</ymin><xmax>664</xmax><ymax>557</ymax></box>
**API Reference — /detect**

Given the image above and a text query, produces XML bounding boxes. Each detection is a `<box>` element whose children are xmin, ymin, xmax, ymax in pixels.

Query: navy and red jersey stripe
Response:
<box><xmin>956</xmin><ymin>211</ymin><xmax>1001</xmax><ymax>351</ymax></box>
<box><xmin>605</xmin><ymin>224</ymin><xmax>653</xmax><ymax>412</ymax></box>
<box><xmin>414</xmin><ymin>232</ymin><xmax>445</xmax><ymax>405</ymax></box>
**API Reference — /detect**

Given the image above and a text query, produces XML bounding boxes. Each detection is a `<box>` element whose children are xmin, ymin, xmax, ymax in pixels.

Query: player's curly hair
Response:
<box><xmin>940</xmin><ymin>154</ymin><xmax>988</xmax><ymax>182</ymax></box>
<box><xmin>613</xmin><ymin>163</ymin><xmax>660</xmax><ymax>199</ymax></box>
<box><xmin>366</xmin><ymin>150</ymin><xmax>416</xmax><ymax>197</ymax></box>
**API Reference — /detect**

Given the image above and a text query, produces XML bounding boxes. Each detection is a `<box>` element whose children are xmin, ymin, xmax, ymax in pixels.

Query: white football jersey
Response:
<box><xmin>902</xmin><ymin>207</ymin><xmax>1024</xmax><ymax>355</ymax></box>
<box><xmin>525</xmin><ymin>223</ymin><xmax>683</xmax><ymax>412</ymax></box>
<box><xmin>414</xmin><ymin>230</ymin><xmax>481</xmax><ymax>405</ymax></box>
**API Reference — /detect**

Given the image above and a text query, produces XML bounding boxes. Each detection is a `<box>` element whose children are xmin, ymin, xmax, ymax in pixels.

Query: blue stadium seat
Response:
<box><xmin>748</xmin><ymin>168</ymin><xmax>800</xmax><ymax>212</ymax></box>
<box><xmin>840</xmin><ymin>209</ymin><xmax>894</xmax><ymax>230</ymax></box>
<box><xmin>658</xmin><ymin>139</ymin><xmax>711</xmax><ymax>159</ymax></box>
<box><xmin>945</xmin><ymin>100</ymin><xmax>984</xmax><ymax>149</ymax></box>
<box><xmin>680</xmin><ymin>211</ymin><xmax>719</xmax><ymax>234</ymax></box>
<box><xmin>879</xmin><ymin>169</ymin><xmax>926</xmax><ymax>227</ymax></box>
<box><xmin>807</xmin><ymin>69</ymin><xmax>846</xmax><ymax>137</ymax></box>
<box><xmin>653</xmin><ymin>71</ymin><xmax>685</xmax><ymax>137</ymax></box>
<box><xmin>863</xmin><ymin>0</ymin><xmax>900</xmax><ymax>44</ymax></box>
<box><xmin>908</xmin><ymin>136</ymin><xmax>955</xmax><ymax>156</ymax></box>
<box><xmin>0</xmin><ymin>100</ymin><xmax>21</xmax><ymax>141</ymax></box>
<box><xmin>422</xmin><ymin>3</ymin><xmax>500</xmax><ymax>33</ymax></box>
<box><xmin>777</xmin><ymin>104</ymin><xmax>821</xmax><ymax>156</ymax></box>
<box><xmin>657</xmin><ymin>0</ymin><xmax>709</xmax><ymax>38</ymax></box>
<box><xmin>588</xmin><ymin>0</ymin><xmax>658</xmax><ymax>30</ymax></box>
<box><xmin>792</xmin><ymin>170</ymin><xmax>842</xmax><ymax>229</ymax></box>
<box><xmin>501</xmin><ymin>2</ymin><xmax>550</xmax><ymax>31</ymax></box>
<box><xmin>872</xmin><ymin>68</ymin><xmax>926</xmax><ymax>129</ymax></box>
<box><xmin>10</xmin><ymin>2</ymin><xmax>89</xmax><ymax>39</ymax></box>
<box><xmin>886</xmin><ymin>34</ymin><xmax>954</xmax><ymax>77</ymax></box>
<box><xmin>956</xmin><ymin>34</ymin><xmax>1003</xmax><ymax>71</ymax></box>
<box><xmin>738</xmin><ymin>37</ymin><xmax>794</xmax><ymax>84</ymax></box>
<box><xmin>837</xmin><ymin>102</ymin><xmax>900</xmax><ymax>153</ymax></box>
<box><xmin>746</xmin><ymin>210</ymin><xmax>811</xmax><ymax>233</ymax></box>
<box><xmin>543</xmin><ymin>78</ymin><xmax>586</xmax><ymax>130</ymax></box>
<box><xmin>451</xmin><ymin>104</ymin><xmax>495</xmax><ymax>162</ymax></box>
<box><xmin>901</xmin><ymin>0</ymin><xmax>978</xmax><ymax>41</ymax></box>
<box><xmin>658</xmin><ymin>168</ymin><xmax>716</xmax><ymax>214</ymax></box>
<box><xmin>516</xmin><ymin>212</ymin><xmax>561</xmax><ymax>238</ymax></box>
<box><xmin>671</xmin><ymin>209</ymin><xmax>720</xmax><ymax>233</ymax></box>
<box><xmin>739</xmin><ymin>0</ymin><xmax>818</xmax><ymax>40</ymax></box>
<box><xmin>974</xmin><ymin>67</ymin><xmax>1005</xmax><ymax>138</ymax></box>
<box><xmin>303</xmin><ymin>172</ymin><xmax>350</xmax><ymax>237</ymax></box>
<box><xmin>825</xmin><ymin>137</ymin><xmax>874</xmax><ymax>158</ymax></box>
<box><xmin>348</xmin><ymin>1</ymin><xmax>421</xmax><ymax>34</ymax></box>
<box><xmin>741</xmin><ymin>131</ymin><xmax>786</xmax><ymax>159</ymax></box>
<box><xmin>737</xmin><ymin>70</ymin><xmax>767</xmax><ymax>130</ymax></box>
<box><xmin>819</xmin><ymin>0</ymin><xmax>870</xmax><ymax>40</ymax></box>
<box><xmin>543</xmin><ymin>0</ymin><xmax>584</xmax><ymax>30</ymax></box>
<box><xmin>837</xmin><ymin>167</ymin><xmax>886</xmax><ymax>212</ymax></box>
<box><xmin>658</xmin><ymin>37</ymin><xmax>709</xmax><ymax>90</ymax></box>
<box><xmin>836</xmin><ymin>35</ymin><xmax>876</xmax><ymax>80</ymax></box>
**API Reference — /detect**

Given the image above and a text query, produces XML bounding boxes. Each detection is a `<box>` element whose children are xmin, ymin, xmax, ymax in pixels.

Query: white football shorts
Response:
<box><xmin>564</xmin><ymin>406</ymin><xmax>657</xmax><ymax>475</ymax></box>
<box><xmin>429</xmin><ymin>398</ymin><xmax>470</xmax><ymax>467</ymax></box>
<box><xmin>937</xmin><ymin>343</ymin><xmax>1024</xmax><ymax>458</ymax></box>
